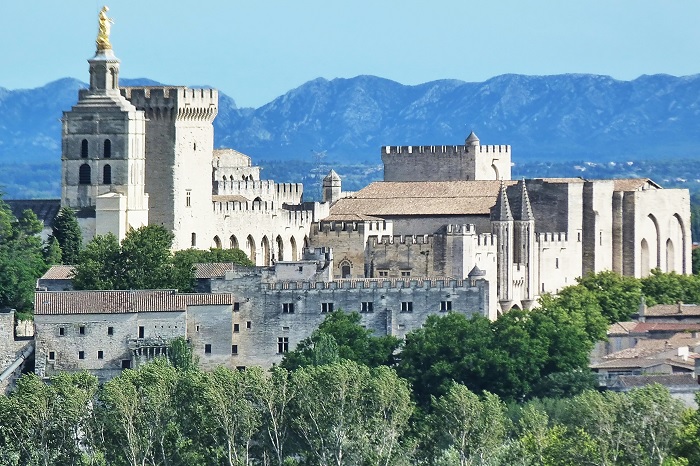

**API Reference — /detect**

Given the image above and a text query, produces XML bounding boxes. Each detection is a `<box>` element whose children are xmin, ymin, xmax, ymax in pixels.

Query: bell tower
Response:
<box><xmin>61</xmin><ymin>6</ymin><xmax>148</xmax><ymax>241</ymax></box>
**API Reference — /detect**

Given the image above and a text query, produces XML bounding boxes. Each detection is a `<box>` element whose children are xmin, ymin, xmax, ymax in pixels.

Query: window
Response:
<box><xmin>81</xmin><ymin>139</ymin><xmax>88</xmax><ymax>158</ymax></box>
<box><xmin>236</xmin><ymin>366</ymin><xmax>246</xmax><ymax>371</ymax></box>
<box><xmin>103</xmin><ymin>164</ymin><xmax>112</xmax><ymax>184</ymax></box>
<box><xmin>186</xmin><ymin>190</ymin><xmax>192</xmax><ymax>208</ymax></box>
<box><xmin>107</xmin><ymin>326</ymin><xmax>114</xmax><ymax>336</ymax></box>
<box><xmin>59</xmin><ymin>327</ymin><xmax>65</xmax><ymax>336</ymax></box>
<box><xmin>205</xmin><ymin>344</ymin><xmax>212</xmax><ymax>354</ymax></box>
<box><xmin>191</xmin><ymin>232</ymin><xmax>197</xmax><ymax>247</ymax></box>
<box><xmin>79</xmin><ymin>164</ymin><xmax>91</xmax><ymax>184</ymax></box>
<box><xmin>104</xmin><ymin>139</ymin><xmax>111</xmax><ymax>158</ymax></box>
<box><xmin>234</xmin><ymin>323</ymin><xmax>240</xmax><ymax>332</ymax></box>
<box><xmin>97</xmin><ymin>350</ymin><xmax>104</xmax><ymax>359</ymax></box>
<box><xmin>321</xmin><ymin>302</ymin><xmax>334</xmax><ymax>313</ymax></box>
<box><xmin>49</xmin><ymin>351</ymin><xmax>55</xmax><ymax>360</ymax></box>
<box><xmin>277</xmin><ymin>337</ymin><xmax>289</xmax><ymax>353</ymax></box>
<box><xmin>232</xmin><ymin>345</ymin><xmax>238</xmax><ymax>355</ymax></box>
<box><xmin>138</xmin><ymin>326</ymin><xmax>145</xmax><ymax>339</ymax></box>
<box><xmin>233</xmin><ymin>302</ymin><xmax>240</xmax><ymax>312</ymax></box>
<box><xmin>78</xmin><ymin>351</ymin><xmax>85</xmax><ymax>360</ymax></box>
<box><xmin>79</xmin><ymin>325</ymin><xmax>85</xmax><ymax>335</ymax></box>
<box><xmin>401</xmin><ymin>271</ymin><xmax>411</xmax><ymax>277</ymax></box>
<box><xmin>246</xmin><ymin>321</ymin><xmax>251</xmax><ymax>329</ymax></box>
<box><xmin>282</xmin><ymin>302</ymin><xmax>295</xmax><ymax>314</ymax></box>
<box><xmin>196</xmin><ymin>325</ymin><xmax>200</xmax><ymax>332</ymax></box>
<box><xmin>122</xmin><ymin>359</ymin><xmax>131</xmax><ymax>369</ymax></box>
<box><xmin>360</xmin><ymin>302</ymin><xmax>374</xmax><ymax>313</ymax></box>
<box><xmin>341</xmin><ymin>265</ymin><xmax>351</xmax><ymax>278</ymax></box>
<box><xmin>440</xmin><ymin>301</ymin><xmax>452</xmax><ymax>312</ymax></box>
<box><xmin>599</xmin><ymin>231</ymin><xmax>603</xmax><ymax>246</ymax></box>
<box><xmin>401</xmin><ymin>301</ymin><xmax>413</xmax><ymax>313</ymax></box>
<box><xmin>555</xmin><ymin>258</ymin><xmax>559</xmax><ymax>269</ymax></box>
<box><xmin>378</xmin><ymin>271</ymin><xmax>388</xmax><ymax>277</ymax></box>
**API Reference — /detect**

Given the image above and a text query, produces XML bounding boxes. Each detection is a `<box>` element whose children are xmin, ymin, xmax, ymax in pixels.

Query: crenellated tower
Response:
<box><xmin>61</xmin><ymin>7</ymin><xmax>148</xmax><ymax>242</ymax></box>
<box><xmin>121</xmin><ymin>86</ymin><xmax>218</xmax><ymax>250</ymax></box>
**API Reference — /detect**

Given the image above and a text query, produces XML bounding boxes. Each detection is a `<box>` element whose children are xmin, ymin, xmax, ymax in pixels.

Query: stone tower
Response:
<box><xmin>322</xmin><ymin>169</ymin><xmax>342</xmax><ymax>204</ymax></box>
<box><xmin>61</xmin><ymin>9</ymin><xmax>148</xmax><ymax>241</ymax></box>
<box><xmin>491</xmin><ymin>181</ymin><xmax>514</xmax><ymax>311</ymax></box>
<box><xmin>513</xmin><ymin>180</ymin><xmax>536</xmax><ymax>306</ymax></box>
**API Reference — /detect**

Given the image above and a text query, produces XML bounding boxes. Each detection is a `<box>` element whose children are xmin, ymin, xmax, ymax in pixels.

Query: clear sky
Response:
<box><xmin>2</xmin><ymin>1</ymin><xmax>699</xmax><ymax>108</ymax></box>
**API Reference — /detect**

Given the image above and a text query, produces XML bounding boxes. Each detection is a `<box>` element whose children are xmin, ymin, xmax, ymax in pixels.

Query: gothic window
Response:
<box><xmin>230</xmin><ymin>235</ymin><xmax>239</xmax><ymax>249</ymax></box>
<box><xmin>81</xmin><ymin>139</ymin><xmax>89</xmax><ymax>158</ymax></box>
<box><xmin>213</xmin><ymin>236</ymin><xmax>222</xmax><ymax>249</ymax></box>
<box><xmin>103</xmin><ymin>164</ymin><xmax>112</xmax><ymax>184</ymax></box>
<box><xmin>79</xmin><ymin>164</ymin><xmax>91</xmax><ymax>184</ymax></box>
<box><xmin>104</xmin><ymin>139</ymin><xmax>111</xmax><ymax>158</ymax></box>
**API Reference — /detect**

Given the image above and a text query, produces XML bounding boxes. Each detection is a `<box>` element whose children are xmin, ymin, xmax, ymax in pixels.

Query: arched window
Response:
<box><xmin>79</xmin><ymin>164</ymin><xmax>91</xmax><ymax>184</ymax></box>
<box><xmin>290</xmin><ymin>237</ymin><xmax>298</xmax><ymax>261</ymax></box>
<box><xmin>276</xmin><ymin>236</ymin><xmax>284</xmax><ymax>262</ymax></box>
<box><xmin>81</xmin><ymin>139</ymin><xmax>89</xmax><ymax>158</ymax></box>
<box><xmin>213</xmin><ymin>236</ymin><xmax>222</xmax><ymax>249</ymax></box>
<box><xmin>229</xmin><ymin>235</ymin><xmax>239</xmax><ymax>249</ymax></box>
<box><xmin>104</xmin><ymin>139</ymin><xmax>111</xmax><ymax>158</ymax></box>
<box><xmin>261</xmin><ymin>236</ymin><xmax>271</xmax><ymax>266</ymax></box>
<box><xmin>247</xmin><ymin>235</ymin><xmax>256</xmax><ymax>263</ymax></box>
<box><xmin>103</xmin><ymin>164</ymin><xmax>112</xmax><ymax>184</ymax></box>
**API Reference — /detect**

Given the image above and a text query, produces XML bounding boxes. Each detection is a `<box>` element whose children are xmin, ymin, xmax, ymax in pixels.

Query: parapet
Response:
<box><xmin>445</xmin><ymin>224</ymin><xmax>478</xmax><ymax>235</ymax></box>
<box><xmin>265</xmin><ymin>277</ymin><xmax>473</xmax><ymax>291</ymax></box>
<box><xmin>368</xmin><ymin>235</ymin><xmax>432</xmax><ymax>247</ymax></box>
<box><xmin>536</xmin><ymin>232</ymin><xmax>569</xmax><ymax>246</ymax></box>
<box><xmin>121</xmin><ymin>86</ymin><xmax>218</xmax><ymax>122</ymax></box>
<box><xmin>382</xmin><ymin>144</ymin><xmax>510</xmax><ymax>157</ymax></box>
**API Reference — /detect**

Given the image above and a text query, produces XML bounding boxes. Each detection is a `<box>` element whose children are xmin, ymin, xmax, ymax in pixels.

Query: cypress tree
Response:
<box><xmin>51</xmin><ymin>207</ymin><xmax>82</xmax><ymax>264</ymax></box>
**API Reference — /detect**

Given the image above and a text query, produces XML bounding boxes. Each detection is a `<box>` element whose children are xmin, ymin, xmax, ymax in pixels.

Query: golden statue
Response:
<box><xmin>96</xmin><ymin>6</ymin><xmax>114</xmax><ymax>51</ymax></box>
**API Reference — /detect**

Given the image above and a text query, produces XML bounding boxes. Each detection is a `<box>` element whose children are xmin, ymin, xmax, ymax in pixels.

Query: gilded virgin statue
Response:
<box><xmin>96</xmin><ymin>6</ymin><xmax>114</xmax><ymax>51</ymax></box>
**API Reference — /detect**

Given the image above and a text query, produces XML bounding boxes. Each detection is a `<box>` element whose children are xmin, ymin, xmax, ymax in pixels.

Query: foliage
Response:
<box><xmin>171</xmin><ymin>247</ymin><xmax>253</xmax><ymax>292</ymax></box>
<box><xmin>50</xmin><ymin>206</ymin><xmax>82</xmax><ymax>264</ymax></box>
<box><xmin>575</xmin><ymin>270</ymin><xmax>643</xmax><ymax>323</ymax></box>
<box><xmin>641</xmin><ymin>269</ymin><xmax>700</xmax><ymax>306</ymax></box>
<box><xmin>168</xmin><ymin>337</ymin><xmax>197</xmax><ymax>371</ymax></box>
<box><xmin>280</xmin><ymin>310</ymin><xmax>401</xmax><ymax>370</ymax></box>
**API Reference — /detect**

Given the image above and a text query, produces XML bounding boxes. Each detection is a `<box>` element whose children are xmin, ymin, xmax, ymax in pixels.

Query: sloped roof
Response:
<box><xmin>608</xmin><ymin>321</ymin><xmax>638</xmax><ymax>336</ymax></box>
<box><xmin>35</xmin><ymin>290</ymin><xmax>235</xmax><ymax>315</ymax></box>
<box><xmin>614</xmin><ymin>374</ymin><xmax>698</xmax><ymax>388</ymax></box>
<box><xmin>5</xmin><ymin>199</ymin><xmax>61</xmax><ymax>226</ymax></box>
<box><xmin>40</xmin><ymin>265</ymin><xmax>76</xmax><ymax>280</ymax></box>
<box><xmin>612</xmin><ymin>178</ymin><xmax>662</xmax><ymax>192</ymax></box>
<box><xmin>212</xmin><ymin>195</ymin><xmax>250</xmax><ymax>203</ymax></box>
<box><xmin>194</xmin><ymin>263</ymin><xmax>236</xmax><ymax>279</ymax></box>
<box><xmin>643</xmin><ymin>303</ymin><xmax>700</xmax><ymax>317</ymax></box>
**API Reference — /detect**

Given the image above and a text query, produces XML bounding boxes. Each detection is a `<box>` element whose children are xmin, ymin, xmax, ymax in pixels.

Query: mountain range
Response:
<box><xmin>2</xmin><ymin>73</ymin><xmax>700</xmax><ymax>166</ymax></box>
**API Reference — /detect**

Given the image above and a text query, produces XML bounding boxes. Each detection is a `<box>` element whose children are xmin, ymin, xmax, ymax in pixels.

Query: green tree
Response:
<box><xmin>575</xmin><ymin>270</ymin><xmax>643</xmax><ymax>323</ymax></box>
<box><xmin>280</xmin><ymin>310</ymin><xmax>400</xmax><ymax>370</ymax></box>
<box><xmin>50</xmin><ymin>206</ymin><xmax>82</xmax><ymax>264</ymax></box>
<box><xmin>72</xmin><ymin>233</ymin><xmax>121</xmax><ymax>290</ymax></box>
<box><xmin>693</xmin><ymin>248</ymin><xmax>700</xmax><ymax>275</ymax></box>
<box><xmin>43</xmin><ymin>235</ymin><xmax>62</xmax><ymax>265</ymax></box>
<box><xmin>641</xmin><ymin>270</ymin><xmax>700</xmax><ymax>306</ymax></box>
<box><xmin>172</xmin><ymin>247</ymin><xmax>253</xmax><ymax>292</ymax></box>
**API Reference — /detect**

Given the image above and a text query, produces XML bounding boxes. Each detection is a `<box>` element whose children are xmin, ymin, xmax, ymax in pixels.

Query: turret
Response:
<box><xmin>323</xmin><ymin>169</ymin><xmax>342</xmax><ymax>204</ymax></box>
<box><xmin>491</xmin><ymin>181</ymin><xmax>514</xmax><ymax>309</ymax></box>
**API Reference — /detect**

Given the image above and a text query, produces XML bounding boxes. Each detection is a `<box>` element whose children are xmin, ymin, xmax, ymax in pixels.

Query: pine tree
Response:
<box><xmin>51</xmin><ymin>207</ymin><xmax>82</xmax><ymax>264</ymax></box>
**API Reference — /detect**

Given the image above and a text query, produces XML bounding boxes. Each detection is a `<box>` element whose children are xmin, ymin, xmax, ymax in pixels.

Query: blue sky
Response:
<box><xmin>2</xmin><ymin>1</ymin><xmax>698</xmax><ymax>108</ymax></box>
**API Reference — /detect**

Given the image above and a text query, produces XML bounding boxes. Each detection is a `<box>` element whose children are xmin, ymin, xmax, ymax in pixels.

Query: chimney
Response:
<box><xmin>638</xmin><ymin>295</ymin><xmax>647</xmax><ymax>322</ymax></box>
<box><xmin>678</xmin><ymin>301</ymin><xmax>684</xmax><ymax>314</ymax></box>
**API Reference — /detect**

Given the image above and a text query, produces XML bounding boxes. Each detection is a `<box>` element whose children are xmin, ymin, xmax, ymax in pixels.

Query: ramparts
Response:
<box><xmin>382</xmin><ymin>144</ymin><xmax>511</xmax><ymax>157</ymax></box>
<box><xmin>265</xmin><ymin>277</ymin><xmax>472</xmax><ymax>290</ymax></box>
<box><xmin>121</xmin><ymin>86</ymin><xmax>218</xmax><ymax>121</ymax></box>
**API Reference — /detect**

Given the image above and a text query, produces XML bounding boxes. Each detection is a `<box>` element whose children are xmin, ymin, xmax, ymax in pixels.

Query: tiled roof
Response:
<box><xmin>643</xmin><ymin>303</ymin><xmax>700</xmax><ymax>317</ymax></box>
<box><xmin>194</xmin><ymin>263</ymin><xmax>236</xmax><ymax>279</ymax></box>
<box><xmin>212</xmin><ymin>195</ymin><xmax>250</xmax><ymax>203</ymax></box>
<box><xmin>608</xmin><ymin>321</ymin><xmax>637</xmax><ymax>335</ymax></box>
<box><xmin>40</xmin><ymin>265</ymin><xmax>76</xmax><ymax>280</ymax></box>
<box><xmin>633</xmin><ymin>322</ymin><xmax>700</xmax><ymax>333</ymax></box>
<box><xmin>591</xmin><ymin>358</ymin><xmax>666</xmax><ymax>370</ymax></box>
<box><xmin>35</xmin><ymin>290</ymin><xmax>235</xmax><ymax>315</ymax></box>
<box><xmin>612</xmin><ymin>178</ymin><xmax>662</xmax><ymax>192</ymax></box>
<box><xmin>322</xmin><ymin>214</ymin><xmax>385</xmax><ymax>222</ymax></box>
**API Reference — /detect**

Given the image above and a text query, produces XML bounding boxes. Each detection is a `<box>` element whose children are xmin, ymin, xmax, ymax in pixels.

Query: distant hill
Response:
<box><xmin>2</xmin><ymin>73</ymin><xmax>700</xmax><ymax>165</ymax></box>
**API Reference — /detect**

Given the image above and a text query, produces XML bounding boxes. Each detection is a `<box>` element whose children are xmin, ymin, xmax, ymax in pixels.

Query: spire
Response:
<box><xmin>517</xmin><ymin>179</ymin><xmax>534</xmax><ymax>221</ymax></box>
<box><xmin>465</xmin><ymin>131</ymin><xmax>480</xmax><ymax>146</ymax></box>
<box><xmin>491</xmin><ymin>180</ymin><xmax>513</xmax><ymax>221</ymax></box>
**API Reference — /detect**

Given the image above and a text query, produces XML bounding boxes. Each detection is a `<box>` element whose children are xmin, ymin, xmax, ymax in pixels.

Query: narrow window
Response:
<box><xmin>138</xmin><ymin>326</ymin><xmax>145</xmax><ymax>339</ymax></box>
<box><xmin>246</xmin><ymin>321</ymin><xmax>251</xmax><ymax>329</ymax></box>
<box><xmin>81</xmin><ymin>139</ymin><xmax>89</xmax><ymax>158</ymax></box>
<box><xmin>361</xmin><ymin>302</ymin><xmax>374</xmax><ymax>313</ymax></box>
<box><xmin>341</xmin><ymin>264</ymin><xmax>351</xmax><ymax>278</ymax></box>
<box><xmin>49</xmin><ymin>351</ymin><xmax>55</xmax><ymax>360</ymax></box>
<box><xmin>79</xmin><ymin>326</ymin><xmax>85</xmax><ymax>335</ymax></box>
<box><xmin>78</xmin><ymin>351</ymin><xmax>85</xmax><ymax>360</ymax></box>
<box><xmin>277</xmin><ymin>337</ymin><xmax>289</xmax><ymax>353</ymax></box>
<box><xmin>97</xmin><ymin>350</ymin><xmax>104</xmax><ymax>359</ymax></box>
<box><xmin>599</xmin><ymin>231</ymin><xmax>603</xmax><ymax>246</ymax></box>
<box><xmin>196</xmin><ymin>325</ymin><xmax>200</xmax><ymax>332</ymax></box>
<box><xmin>79</xmin><ymin>164</ymin><xmax>91</xmax><ymax>184</ymax></box>
<box><xmin>401</xmin><ymin>271</ymin><xmax>411</xmax><ymax>277</ymax></box>
<box><xmin>191</xmin><ymin>232</ymin><xmax>197</xmax><ymax>247</ymax></box>
<box><xmin>555</xmin><ymin>258</ymin><xmax>559</xmax><ymax>269</ymax></box>
<box><xmin>401</xmin><ymin>301</ymin><xmax>413</xmax><ymax>313</ymax></box>
<box><xmin>103</xmin><ymin>164</ymin><xmax>112</xmax><ymax>184</ymax></box>
<box><xmin>321</xmin><ymin>302</ymin><xmax>334</xmax><ymax>313</ymax></box>
<box><xmin>233</xmin><ymin>302</ymin><xmax>240</xmax><ymax>312</ymax></box>
<box><xmin>59</xmin><ymin>327</ymin><xmax>65</xmax><ymax>336</ymax></box>
<box><xmin>121</xmin><ymin>359</ymin><xmax>131</xmax><ymax>369</ymax></box>
<box><xmin>234</xmin><ymin>323</ymin><xmax>240</xmax><ymax>333</ymax></box>
<box><xmin>232</xmin><ymin>345</ymin><xmax>238</xmax><ymax>355</ymax></box>
<box><xmin>378</xmin><ymin>271</ymin><xmax>388</xmax><ymax>277</ymax></box>
<box><xmin>107</xmin><ymin>326</ymin><xmax>114</xmax><ymax>336</ymax></box>
<box><xmin>282</xmin><ymin>303</ymin><xmax>295</xmax><ymax>314</ymax></box>
<box><xmin>440</xmin><ymin>301</ymin><xmax>452</xmax><ymax>312</ymax></box>
<box><xmin>205</xmin><ymin>344</ymin><xmax>212</xmax><ymax>354</ymax></box>
<box><xmin>104</xmin><ymin>139</ymin><xmax>111</xmax><ymax>158</ymax></box>
<box><xmin>186</xmin><ymin>190</ymin><xmax>192</xmax><ymax>208</ymax></box>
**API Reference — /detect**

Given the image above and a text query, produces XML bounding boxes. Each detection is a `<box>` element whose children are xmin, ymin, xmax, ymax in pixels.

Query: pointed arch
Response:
<box><xmin>213</xmin><ymin>236</ymin><xmax>222</xmax><ymax>249</ymax></box>
<box><xmin>246</xmin><ymin>235</ymin><xmax>256</xmax><ymax>264</ymax></box>
<box><xmin>261</xmin><ymin>236</ymin><xmax>271</xmax><ymax>266</ymax></box>
<box><xmin>229</xmin><ymin>235</ymin><xmax>239</xmax><ymax>249</ymax></box>
<box><xmin>666</xmin><ymin>239</ymin><xmax>675</xmax><ymax>273</ymax></box>
<box><xmin>672</xmin><ymin>213</ymin><xmax>687</xmax><ymax>273</ymax></box>
<box><xmin>491</xmin><ymin>163</ymin><xmax>500</xmax><ymax>180</ymax></box>
<box><xmin>290</xmin><ymin>236</ymin><xmax>298</xmax><ymax>261</ymax></box>
<box><xmin>102</xmin><ymin>164</ymin><xmax>112</xmax><ymax>184</ymax></box>
<box><xmin>276</xmin><ymin>235</ymin><xmax>284</xmax><ymax>262</ymax></box>
<box><xmin>81</xmin><ymin>139</ymin><xmax>89</xmax><ymax>158</ymax></box>
<box><xmin>104</xmin><ymin>139</ymin><xmax>111</xmax><ymax>158</ymax></box>
<box><xmin>641</xmin><ymin>238</ymin><xmax>650</xmax><ymax>277</ymax></box>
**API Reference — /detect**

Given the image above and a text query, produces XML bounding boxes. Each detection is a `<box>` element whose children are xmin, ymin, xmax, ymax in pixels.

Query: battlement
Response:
<box><xmin>382</xmin><ymin>144</ymin><xmax>511</xmax><ymax>157</ymax></box>
<box><xmin>121</xmin><ymin>86</ymin><xmax>217</xmax><ymax>121</ymax></box>
<box><xmin>446</xmin><ymin>224</ymin><xmax>478</xmax><ymax>235</ymax></box>
<box><xmin>214</xmin><ymin>180</ymin><xmax>304</xmax><ymax>199</ymax></box>
<box><xmin>536</xmin><ymin>232</ymin><xmax>569</xmax><ymax>246</ymax></box>
<box><xmin>318</xmin><ymin>221</ymin><xmax>367</xmax><ymax>234</ymax></box>
<box><xmin>265</xmin><ymin>277</ymin><xmax>476</xmax><ymax>291</ymax></box>
<box><xmin>212</xmin><ymin>201</ymin><xmax>315</xmax><ymax>224</ymax></box>
<box><xmin>368</xmin><ymin>235</ymin><xmax>432</xmax><ymax>247</ymax></box>
<box><xmin>476</xmin><ymin>234</ymin><xmax>497</xmax><ymax>247</ymax></box>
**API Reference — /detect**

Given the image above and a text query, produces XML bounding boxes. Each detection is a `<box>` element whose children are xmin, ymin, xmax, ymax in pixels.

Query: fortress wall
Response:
<box><xmin>308</xmin><ymin>222</ymin><xmax>369</xmax><ymax>279</ymax></box>
<box><xmin>524</xmin><ymin>181</ymin><xmax>573</xmax><ymax>233</ymax></box>
<box><xmin>390</xmin><ymin>215</ymin><xmax>491</xmax><ymax>236</ymax></box>
<box><xmin>213</xmin><ymin>180</ymin><xmax>304</xmax><ymax>204</ymax></box>
<box><xmin>211</xmin><ymin>277</ymin><xmax>489</xmax><ymax>368</ymax></box>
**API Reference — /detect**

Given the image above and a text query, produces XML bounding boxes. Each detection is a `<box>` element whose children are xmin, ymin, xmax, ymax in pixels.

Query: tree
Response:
<box><xmin>71</xmin><ymin>233</ymin><xmax>121</xmax><ymax>290</ymax></box>
<box><xmin>50</xmin><ymin>207</ymin><xmax>82</xmax><ymax>264</ymax></box>
<box><xmin>43</xmin><ymin>235</ymin><xmax>62</xmax><ymax>265</ymax></box>
<box><xmin>280</xmin><ymin>310</ymin><xmax>400</xmax><ymax>370</ymax></box>
<box><xmin>641</xmin><ymin>270</ymin><xmax>700</xmax><ymax>306</ymax></box>
<box><xmin>575</xmin><ymin>270</ymin><xmax>643</xmax><ymax>323</ymax></box>
<box><xmin>172</xmin><ymin>247</ymin><xmax>253</xmax><ymax>292</ymax></box>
